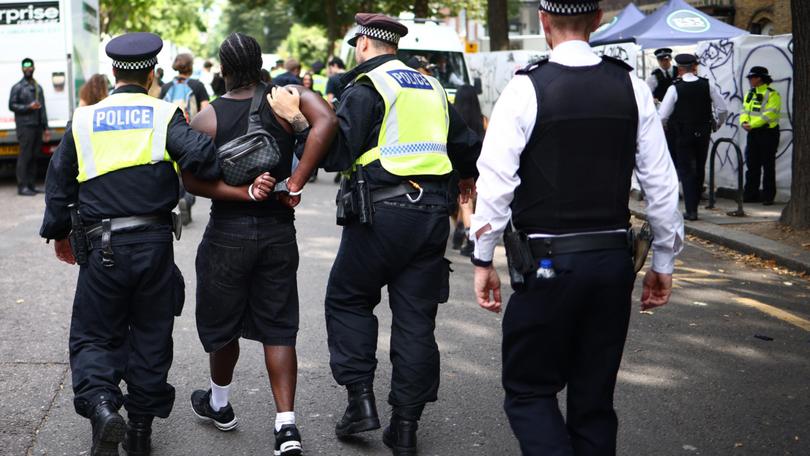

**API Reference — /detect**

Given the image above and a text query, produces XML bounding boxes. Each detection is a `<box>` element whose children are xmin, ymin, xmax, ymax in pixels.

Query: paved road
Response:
<box><xmin>1</xmin><ymin>174</ymin><xmax>809</xmax><ymax>456</ymax></box>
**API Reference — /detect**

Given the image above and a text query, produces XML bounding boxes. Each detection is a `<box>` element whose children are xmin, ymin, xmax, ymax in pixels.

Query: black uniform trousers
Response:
<box><xmin>744</xmin><ymin>127</ymin><xmax>780</xmax><ymax>203</ymax></box>
<box><xmin>16</xmin><ymin>125</ymin><xmax>42</xmax><ymax>188</ymax></box>
<box><xmin>69</xmin><ymin>233</ymin><xmax>184</xmax><ymax>419</ymax></box>
<box><xmin>325</xmin><ymin>198</ymin><xmax>451</xmax><ymax>421</ymax></box>
<box><xmin>503</xmin><ymin>249</ymin><xmax>635</xmax><ymax>456</ymax></box>
<box><xmin>673</xmin><ymin>123</ymin><xmax>712</xmax><ymax>215</ymax></box>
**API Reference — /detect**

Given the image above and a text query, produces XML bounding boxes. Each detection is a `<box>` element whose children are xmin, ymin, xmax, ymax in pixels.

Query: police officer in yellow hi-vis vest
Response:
<box><xmin>39</xmin><ymin>33</ymin><xmax>266</xmax><ymax>456</ymax></box>
<box><xmin>270</xmin><ymin>13</ymin><xmax>480</xmax><ymax>455</ymax></box>
<box><xmin>741</xmin><ymin>66</ymin><xmax>781</xmax><ymax>205</ymax></box>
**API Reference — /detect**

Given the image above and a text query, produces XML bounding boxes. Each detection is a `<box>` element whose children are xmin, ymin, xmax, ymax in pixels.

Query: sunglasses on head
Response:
<box><xmin>22</xmin><ymin>62</ymin><xmax>33</xmax><ymax>68</ymax></box>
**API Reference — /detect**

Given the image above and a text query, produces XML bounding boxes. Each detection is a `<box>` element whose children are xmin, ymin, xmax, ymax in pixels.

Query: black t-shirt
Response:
<box><xmin>160</xmin><ymin>78</ymin><xmax>210</xmax><ymax>113</ymax></box>
<box><xmin>209</xmin><ymin>84</ymin><xmax>296</xmax><ymax>219</ymax></box>
<box><xmin>326</xmin><ymin>74</ymin><xmax>344</xmax><ymax>100</ymax></box>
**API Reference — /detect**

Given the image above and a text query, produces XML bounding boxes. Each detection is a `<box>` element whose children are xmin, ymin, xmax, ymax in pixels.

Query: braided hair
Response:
<box><xmin>219</xmin><ymin>32</ymin><xmax>263</xmax><ymax>91</ymax></box>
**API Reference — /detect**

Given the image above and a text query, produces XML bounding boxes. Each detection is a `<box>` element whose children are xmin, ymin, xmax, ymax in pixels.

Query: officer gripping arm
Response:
<box><xmin>269</xmin><ymin>63</ymin><xmax>480</xmax><ymax>195</ymax></box>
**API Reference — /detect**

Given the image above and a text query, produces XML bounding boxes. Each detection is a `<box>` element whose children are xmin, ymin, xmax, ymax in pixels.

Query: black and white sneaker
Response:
<box><xmin>274</xmin><ymin>424</ymin><xmax>302</xmax><ymax>456</ymax></box>
<box><xmin>190</xmin><ymin>389</ymin><xmax>238</xmax><ymax>431</ymax></box>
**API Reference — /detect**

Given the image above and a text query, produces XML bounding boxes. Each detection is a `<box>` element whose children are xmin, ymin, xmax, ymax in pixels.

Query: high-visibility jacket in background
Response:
<box><xmin>740</xmin><ymin>84</ymin><xmax>781</xmax><ymax>129</ymax></box>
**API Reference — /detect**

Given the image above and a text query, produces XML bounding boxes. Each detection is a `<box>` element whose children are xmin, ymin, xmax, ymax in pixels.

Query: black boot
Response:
<box><xmin>123</xmin><ymin>414</ymin><xmax>152</xmax><ymax>455</ymax></box>
<box><xmin>335</xmin><ymin>383</ymin><xmax>380</xmax><ymax>438</ymax></box>
<box><xmin>90</xmin><ymin>401</ymin><xmax>125</xmax><ymax>456</ymax></box>
<box><xmin>383</xmin><ymin>415</ymin><xmax>418</xmax><ymax>456</ymax></box>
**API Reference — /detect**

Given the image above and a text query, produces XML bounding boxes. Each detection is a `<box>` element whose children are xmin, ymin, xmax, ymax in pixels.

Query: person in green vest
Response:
<box><xmin>270</xmin><ymin>12</ymin><xmax>481</xmax><ymax>456</ymax></box>
<box><xmin>740</xmin><ymin>66</ymin><xmax>781</xmax><ymax>205</ymax></box>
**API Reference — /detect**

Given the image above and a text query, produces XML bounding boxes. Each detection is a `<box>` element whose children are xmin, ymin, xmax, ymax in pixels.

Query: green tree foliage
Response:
<box><xmin>230</xmin><ymin>0</ymin><xmax>487</xmax><ymax>57</ymax></box>
<box><xmin>215</xmin><ymin>0</ymin><xmax>292</xmax><ymax>56</ymax></box>
<box><xmin>99</xmin><ymin>0</ymin><xmax>212</xmax><ymax>44</ymax></box>
<box><xmin>276</xmin><ymin>24</ymin><xmax>330</xmax><ymax>66</ymax></box>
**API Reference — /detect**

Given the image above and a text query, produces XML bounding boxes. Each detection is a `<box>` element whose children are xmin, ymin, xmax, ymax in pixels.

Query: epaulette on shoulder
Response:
<box><xmin>601</xmin><ymin>55</ymin><xmax>633</xmax><ymax>71</ymax></box>
<box><xmin>672</xmin><ymin>77</ymin><xmax>684</xmax><ymax>85</ymax></box>
<box><xmin>516</xmin><ymin>57</ymin><xmax>549</xmax><ymax>75</ymax></box>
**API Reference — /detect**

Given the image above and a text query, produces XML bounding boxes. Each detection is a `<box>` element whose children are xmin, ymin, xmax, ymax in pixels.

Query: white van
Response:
<box><xmin>0</xmin><ymin>0</ymin><xmax>99</xmax><ymax>161</ymax></box>
<box><xmin>340</xmin><ymin>17</ymin><xmax>479</xmax><ymax>100</ymax></box>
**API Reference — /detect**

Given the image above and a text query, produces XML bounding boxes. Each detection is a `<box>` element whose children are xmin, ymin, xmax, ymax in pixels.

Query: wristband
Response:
<box><xmin>471</xmin><ymin>256</ymin><xmax>493</xmax><ymax>268</ymax></box>
<box><xmin>248</xmin><ymin>184</ymin><xmax>258</xmax><ymax>201</ymax></box>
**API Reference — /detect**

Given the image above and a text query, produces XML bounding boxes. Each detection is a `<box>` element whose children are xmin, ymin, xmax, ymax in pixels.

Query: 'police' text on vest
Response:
<box><xmin>93</xmin><ymin>106</ymin><xmax>155</xmax><ymax>132</ymax></box>
<box><xmin>387</xmin><ymin>70</ymin><xmax>432</xmax><ymax>90</ymax></box>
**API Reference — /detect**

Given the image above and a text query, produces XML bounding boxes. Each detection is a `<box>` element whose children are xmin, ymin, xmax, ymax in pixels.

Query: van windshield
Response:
<box><xmin>396</xmin><ymin>50</ymin><xmax>469</xmax><ymax>90</ymax></box>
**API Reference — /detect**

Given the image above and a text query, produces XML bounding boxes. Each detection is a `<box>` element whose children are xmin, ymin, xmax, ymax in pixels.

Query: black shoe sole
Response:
<box><xmin>335</xmin><ymin>417</ymin><xmax>381</xmax><ymax>438</ymax></box>
<box><xmin>382</xmin><ymin>430</ymin><xmax>416</xmax><ymax>456</ymax></box>
<box><xmin>92</xmin><ymin>414</ymin><xmax>126</xmax><ymax>456</ymax></box>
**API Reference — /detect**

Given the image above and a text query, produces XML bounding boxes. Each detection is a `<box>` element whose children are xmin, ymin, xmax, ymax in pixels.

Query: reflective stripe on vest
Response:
<box><xmin>72</xmin><ymin>93</ymin><xmax>176</xmax><ymax>183</ymax></box>
<box><xmin>353</xmin><ymin>59</ymin><xmax>452</xmax><ymax>177</ymax></box>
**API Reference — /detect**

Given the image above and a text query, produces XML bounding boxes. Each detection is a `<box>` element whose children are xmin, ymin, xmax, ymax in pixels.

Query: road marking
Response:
<box><xmin>734</xmin><ymin>297</ymin><xmax>810</xmax><ymax>332</ymax></box>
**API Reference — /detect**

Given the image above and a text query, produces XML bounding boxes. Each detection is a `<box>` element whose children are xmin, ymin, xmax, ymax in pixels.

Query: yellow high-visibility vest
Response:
<box><xmin>353</xmin><ymin>59</ymin><xmax>452</xmax><ymax>177</ymax></box>
<box><xmin>72</xmin><ymin>92</ymin><xmax>177</xmax><ymax>183</ymax></box>
<box><xmin>740</xmin><ymin>84</ymin><xmax>781</xmax><ymax>129</ymax></box>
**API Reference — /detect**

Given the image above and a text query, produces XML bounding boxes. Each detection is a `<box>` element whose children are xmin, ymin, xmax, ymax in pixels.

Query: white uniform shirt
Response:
<box><xmin>471</xmin><ymin>40</ymin><xmax>684</xmax><ymax>274</ymax></box>
<box><xmin>646</xmin><ymin>66</ymin><xmax>676</xmax><ymax>98</ymax></box>
<box><xmin>658</xmin><ymin>73</ymin><xmax>729</xmax><ymax>126</ymax></box>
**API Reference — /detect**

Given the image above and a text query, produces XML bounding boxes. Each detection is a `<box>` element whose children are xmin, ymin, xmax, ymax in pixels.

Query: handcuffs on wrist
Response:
<box><xmin>248</xmin><ymin>178</ymin><xmax>302</xmax><ymax>202</ymax></box>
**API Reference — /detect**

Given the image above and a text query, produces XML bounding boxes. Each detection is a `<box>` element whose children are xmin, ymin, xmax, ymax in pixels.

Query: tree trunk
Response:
<box><xmin>780</xmin><ymin>1</ymin><xmax>810</xmax><ymax>228</ymax></box>
<box><xmin>413</xmin><ymin>0</ymin><xmax>430</xmax><ymax>18</ymax></box>
<box><xmin>488</xmin><ymin>0</ymin><xmax>510</xmax><ymax>51</ymax></box>
<box><xmin>325</xmin><ymin>0</ymin><xmax>338</xmax><ymax>57</ymax></box>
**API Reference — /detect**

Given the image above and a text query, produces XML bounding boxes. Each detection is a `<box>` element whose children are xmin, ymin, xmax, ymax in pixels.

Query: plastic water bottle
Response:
<box><xmin>536</xmin><ymin>258</ymin><xmax>556</xmax><ymax>279</ymax></box>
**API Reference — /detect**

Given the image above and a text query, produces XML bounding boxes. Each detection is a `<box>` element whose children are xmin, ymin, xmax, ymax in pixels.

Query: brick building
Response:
<box><xmin>602</xmin><ymin>0</ymin><xmax>792</xmax><ymax>35</ymax></box>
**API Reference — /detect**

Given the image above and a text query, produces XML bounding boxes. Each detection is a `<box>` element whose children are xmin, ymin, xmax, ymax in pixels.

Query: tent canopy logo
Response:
<box><xmin>667</xmin><ymin>10</ymin><xmax>711</xmax><ymax>33</ymax></box>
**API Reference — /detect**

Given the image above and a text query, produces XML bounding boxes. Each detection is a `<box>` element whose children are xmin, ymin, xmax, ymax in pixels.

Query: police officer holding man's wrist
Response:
<box><xmin>39</xmin><ymin>33</ymin><xmax>243</xmax><ymax>456</ymax></box>
<box><xmin>272</xmin><ymin>12</ymin><xmax>480</xmax><ymax>456</ymax></box>
<box><xmin>471</xmin><ymin>1</ymin><xmax>684</xmax><ymax>454</ymax></box>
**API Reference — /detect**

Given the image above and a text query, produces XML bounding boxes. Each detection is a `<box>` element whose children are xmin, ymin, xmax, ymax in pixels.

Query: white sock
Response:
<box><xmin>275</xmin><ymin>411</ymin><xmax>296</xmax><ymax>432</ymax></box>
<box><xmin>210</xmin><ymin>379</ymin><xmax>230</xmax><ymax>412</ymax></box>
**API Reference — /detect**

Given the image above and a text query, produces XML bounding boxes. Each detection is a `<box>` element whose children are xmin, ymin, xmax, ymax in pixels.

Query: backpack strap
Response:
<box><xmin>246</xmin><ymin>82</ymin><xmax>268</xmax><ymax>133</ymax></box>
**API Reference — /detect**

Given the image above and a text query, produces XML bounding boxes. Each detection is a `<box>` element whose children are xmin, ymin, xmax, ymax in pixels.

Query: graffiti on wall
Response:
<box><xmin>467</xmin><ymin>50</ymin><xmax>546</xmax><ymax>117</ymax></box>
<box><xmin>697</xmin><ymin>34</ymin><xmax>794</xmax><ymax>198</ymax></box>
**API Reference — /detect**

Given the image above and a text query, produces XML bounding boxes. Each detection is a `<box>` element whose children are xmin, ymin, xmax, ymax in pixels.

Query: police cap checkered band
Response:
<box><xmin>357</xmin><ymin>25</ymin><xmax>401</xmax><ymax>45</ymax></box>
<box><xmin>539</xmin><ymin>0</ymin><xmax>600</xmax><ymax>15</ymax></box>
<box><xmin>111</xmin><ymin>57</ymin><xmax>158</xmax><ymax>70</ymax></box>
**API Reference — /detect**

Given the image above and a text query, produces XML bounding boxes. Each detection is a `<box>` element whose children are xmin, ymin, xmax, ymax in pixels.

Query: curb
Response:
<box><xmin>630</xmin><ymin>208</ymin><xmax>810</xmax><ymax>275</ymax></box>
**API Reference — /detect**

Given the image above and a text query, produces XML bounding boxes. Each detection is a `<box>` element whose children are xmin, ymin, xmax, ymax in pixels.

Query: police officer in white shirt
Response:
<box><xmin>470</xmin><ymin>1</ymin><xmax>684</xmax><ymax>454</ymax></box>
<box><xmin>646</xmin><ymin>48</ymin><xmax>676</xmax><ymax>102</ymax></box>
<box><xmin>659</xmin><ymin>53</ymin><xmax>728</xmax><ymax>221</ymax></box>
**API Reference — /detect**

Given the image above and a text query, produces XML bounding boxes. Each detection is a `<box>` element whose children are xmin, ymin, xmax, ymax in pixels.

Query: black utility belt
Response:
<box><xmin>85</xmin><ymin>214</ymin><xmax>179</xmax><ymax>240</ymax></box>
<box><xmin>336</xmin><ymin>167</ymin><xmax>449</xmax><ymax>227</ymax></box>
<box><xmin>503</xmin><ymin>229</ymin><xmax>632</xmax><ymax>291</ymax></box>
<box><xmin>528</xmin><ymin>231</ymin><xmax>631</xmax><ymax>258</ymax></box>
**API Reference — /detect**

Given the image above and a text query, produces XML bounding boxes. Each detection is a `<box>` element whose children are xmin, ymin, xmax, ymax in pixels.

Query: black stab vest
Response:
<box><xmin>652</xmin><ymin>67</ymin><xmax>674</xmax><ymax>100</ymax></box>
<box><xmin>511</xmin><ymin>57</ymin><xmax>638</xmax><ymax>235</ymax></box>
<box><xmin>670</xmin><ymin>77</ymin><xmax>713</xmax><ymax>125</ymax></box>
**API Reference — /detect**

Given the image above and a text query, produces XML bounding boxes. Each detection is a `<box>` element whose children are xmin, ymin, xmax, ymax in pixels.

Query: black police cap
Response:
<box><xmin>746</xmin><ymin>66</ymin><xmax>773</xmax><ymax>83</ymax></box>
<box><xmin>674</xmin><ymin>53</ymin><xmax>698</xmax><ymax>66</ymax></box>
<box><xmin>539</xmin><ymin>0</ymin><xmax>600</xmax><ymax>16</ymax></box>
<box><xmin>348</xmin><ymin>13</ymin><xmax>409</xmax><ymax>47</ymax></box>
<box><xmin>654</xmin><ymin>48</ymin><xmax>673</xmax><ymax>59</ymax></box>
<box><xmin>106</xmin><ymin>32</ymin><xmax>163</xmax><ymax>70</ymax></box>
